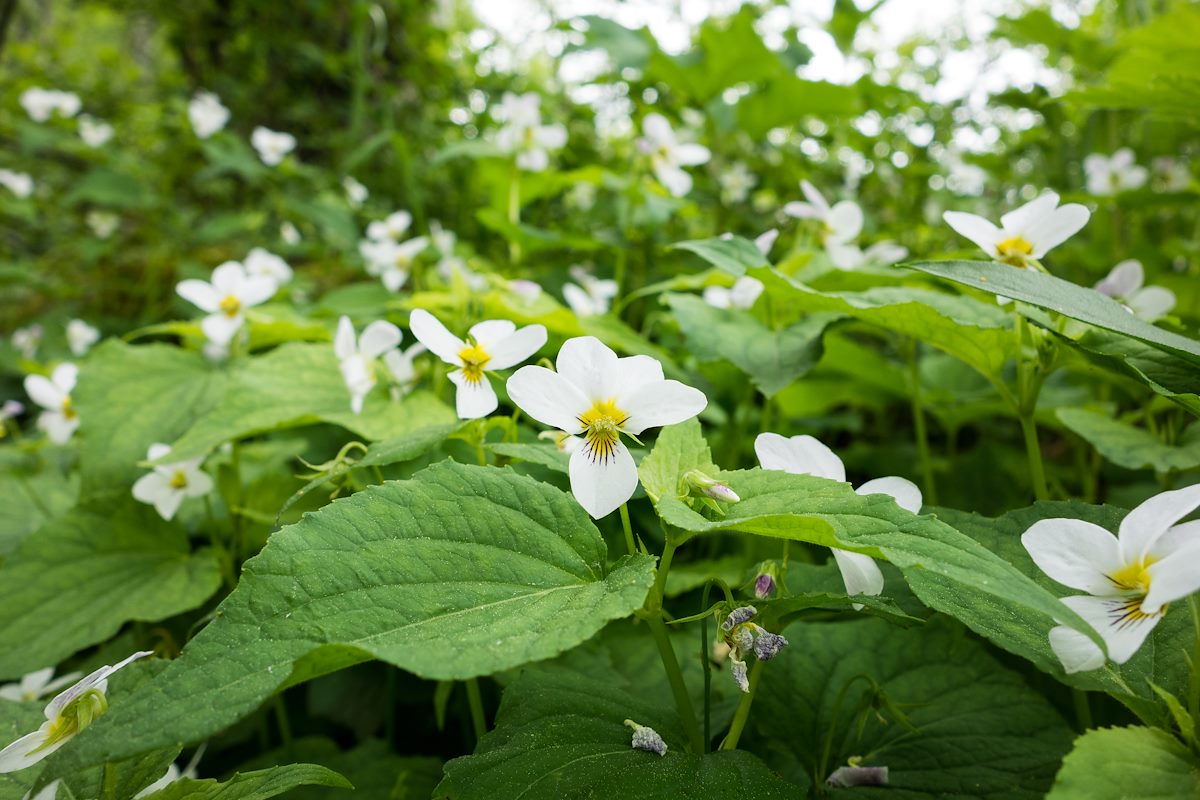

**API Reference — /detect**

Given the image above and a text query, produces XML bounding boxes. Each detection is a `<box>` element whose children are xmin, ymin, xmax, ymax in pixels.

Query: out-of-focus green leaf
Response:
<box><xmin>1057</xmin><ymin>407</ymin><xmax>1200</xmax><ymax>471</ymax></box>
<box><xmin>1045</xmin><ymin>726</ymin><xmax>1200</xmax><ymax>799</ymax></box>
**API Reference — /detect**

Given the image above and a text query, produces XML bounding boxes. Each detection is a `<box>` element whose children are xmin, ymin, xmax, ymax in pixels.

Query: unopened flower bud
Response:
<box><xmin>684</xmin><ymin>469</ymin><xmax>740</xmax><ymax>503</ymax></box>
<box><xmin>754</xmin><ymin>573</ymin><xmax>775</xmax><ymax>599</ymax></box>
<box><xmin>623</xmin><ymin>719</ymin><xmax>667</xmax><ymax>756</ymax></box>
<box><xmin>826</xmin><ymin>766</ymin><xmax>888</xmax><ymax>788</ymax></box>
<box><xmin>752</xmin><ymin>631</ymin><xmax>788</xmax><ymax>661</ymax></box>
<box><xmin>721</xmin><ymin>605</ymin><xmax>757</xmax><ymax>632</ymax></box>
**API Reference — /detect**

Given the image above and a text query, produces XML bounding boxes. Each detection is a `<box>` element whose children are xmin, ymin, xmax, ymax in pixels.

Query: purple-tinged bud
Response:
<box><xmin>826</xmin><ymin>766</ymin><xmax>888</xmax><ymax>788</ymax></box>
<box><xmin>624</xmin><ymin>719</ymin><xmax>667</xmax><ymax>756</ymax></box>
<box><xmin>753</xmin><ymin>631</ymin><xmax>788</xmax><ymax>661</ymax></box>
<box><xmin>754</xmin><ymin>573</ymin><xmax>775</xmax><ymax>599</ymax></box>
<box><xmin>731</xmin><ymin>658</ymin><xmax>749</xmax><ymax>693</ymax></box>
<box><xmin>721</xmin><ymin>606</ymin><xmax>757</xmax><ymax>632</ymax></box>
<box><xmin>684</xmin><ymin>469</ymin><xmax>740</xmax><ymax>503</ymax></box>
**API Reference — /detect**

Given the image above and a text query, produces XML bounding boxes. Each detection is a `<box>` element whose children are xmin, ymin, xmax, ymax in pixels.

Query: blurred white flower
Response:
<box><xmin>567</xmin><ymin>181</ymin><xmax>597</xmax><ymax>211</ymax></box>
<box><xmin>243</xmin><ymin>247</ymin><xmax>292</xmax><ymax>289</ymax></box>
<box><xmin>1023</xmin><ymin>485</ymin><xmax>1200</xmax><ymax>673</ymax></box>
<box><xmin>85</xmin><ymin>210</ymin><xmax>119</xmax><ymax>239</ymax></box>
<box><xmin>784</xmin><ymin>181</ymin><xmax>864</xmax><ymax>268</ymax></box>
<box><xmin>334</xmin><ymin>316</ymin><xmax>403</xmax><ymax>414</ymax></box>
<box><xmin>830</xmin><ymin>240</ymin><xmax>909</xmax><ymax>271</ymax></box>
<box><xmin>0</xmin><ymin>400</ymin><xmax>23</xmax><ymax>438</ymax></box>
<box><xmin>365</xmin><ymin>211</ymin><xmax>412</xmax><ymax>242</ymax></box>
<box><xmin>251</xmin><ymin>126</ymin><xmax>296</xmax><ymax>166</ymax></box>
<box><xmin>703</xmin><ymin>276</ymin><xmax>764</xmax><ymax>310</ymax></box>
<box><xmin>343</xmin><ymin>176</ymin><xmax>368</xmax><ymax>208</ymax></box>
<box><xmin>943</xmin><ymin>191</ymin><xmax>1089</xmax><ymax>268</ymax></box>
<box><xmin>65</xmin><ymin>319</ymin><xmax>100</xmax><ymax>357</ymax></box>
<box><xmin>132</xmin><ymin>443</ymin><xmax>214</xmax><ymax>520</ymax></box>
<box><xmin>507</xmin><ymin>337</ymin><xmax>707</xmax><ymax>519</ymax></box>
<box><xmin>637</xmin><ymin>113</ymin><xmax>711</xmax><ymax>197</ymax></box>
<box><xmin>280</xmin><ymin>221</ymin><xmax>301</xmax><ymax>245</ymax></box>
<box><xmin>1153</xmin><ymin>157</ymin><xmax>1191</xmax><ymax>193</ymax></box>
<box><xmin>755</xmin><ymin>432</ymin><xmax>922</xmax><ymax>608</ymax></box>
<box><xmin>1094</xmin><ymin>259</ymin><xmax>1176</xmax><ymax>323</ymax></box>
<box><xmin>563</xmin><ymin>266</ymin><xmax>617</xmax><ymax>317</ymax></box>
<box><xmin>11</xmin><ymin>325</ymin><xmax>42</xmax><ymax>359</ymax></box>
<box><xmin>428</xmin><ymin>221</ymin><xmax>486</xmax><ymax>290</ymax></box>
<box><xmin>134</xmin><ymin>746</ymin><xmax>204</xmax><ymax>799</ymax></box>
<box><xmin>410</xmin><ymin>309</ymin><xmax>546</xmax><ymax>419</ymax></box>
<box><xmin>176</xmin><ymin>261</ymin><xmax>277</xmax><ymax>345</ymax></box>
<box><xmin>24</xmin><ymin>364</ymin><xmax>79</xmax><ymax>444</ymax></box>
<box><xmin>718</xmin><ymin>161</ymin><xmax>756</xmax><ymax>204</ymax></box>
<box><xmin>77</xmin><ymin>115</ymin><xmax>113</xmax><ymax>147</ymax></box>
<box><xmin>188</xmin><ymin>92</ymin><xmax>230</xmax><ymax>139</ymax></box>
<box><xmin>19</xmin><ymin>88</ymin><xmax>81</xmax><ymax>123</ymax></box>
<box><xmin>1085</xmin><ymin>148</ymin><xmax>1148</xmax><ymax>196</ymax></box>
<box><xmin>0</xmin><ymin>651</ymin><xmax>152</xmax><ymax>773</ymax></box>
<box><xmin>0</xmin><ymin>169</ymin><xmax>34</xmax><ymax>199</ymax></box>
<box><xmin>509</xmin><ymin>279</ymin><xmax>542</xmax><ymax>303</ymax></box>
<box><xmin>0</xmin><ymin>668</ymin><xmax>84</xmax><ymax>703</ymax></box>
<box><xmin>494</xmin><ymin>92</ymin><xmax>567</xmax><ymax>172</ymax></box>
<box><xmin>359</xmin><ymin>237</ymin><xmax>428</xmax><ymax>292</ymax></box>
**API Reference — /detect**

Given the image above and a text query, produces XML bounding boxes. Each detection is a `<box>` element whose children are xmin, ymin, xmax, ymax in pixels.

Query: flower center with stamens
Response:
<box><xmin>577</xmin><ymin>399</ymin><xmax>628</xmax><ymax>464</ymax></box>
<box><xmin>61</xmin><ymin>396</ymin><xmax>77</xmax><ymax>420</ymax></box>
<box><xmin>1109</xmin><ymin>558</ymin><xmax>1156</xmax><ymax>594</ymax></box>
<box><xmin>457</xmin><ymin>343</ymin><xmax>491</xmax><ymax>384</ymax></box>
<box><xmin>995</xmin><ymin>236</ymin><xmax>1034</xmax><ymax>267</ymax></box>
<box><xmin>169</xmin><ymin>469</ymin><xmax>189</xmax><ymax>490</ymax></box>
<box><xmin>219</xmin><ymin>294</ymin><xmax>241</xmax><ymax>318</ymax></box>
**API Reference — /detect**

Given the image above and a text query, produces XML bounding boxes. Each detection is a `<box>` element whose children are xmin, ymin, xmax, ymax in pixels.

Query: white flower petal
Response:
<box><xmin>1095</xmin><ymin>259</ymin><xmax>1143</xmax><ymax>298</ymax></box>
<box><xmin>674</xmin><ymin>143</ymin><xmax>711</xmax><ymax>167</ymax></box>
<box><xmin>486</xmin><ymin>325</ymin><xmax>546</xmax><ymax>370</ymax></box>
<box><xmin>1128</xmin><ymin>287</ymin><xmax>1176</xmax><ymax>322</ymax></box>
<box><xmin>50</xmin><ymin>364</ymin><xmax>78</xmax><ymax>393</ymax></box>
<box><xmin>506</xmin><ymin>366</ymin><xmax>590</xmax><ymax>433</ymax></box>
<box><xmin>831</xmin><ymin>549</ymin><xmax>885</xmax><ymax>599</ymax></box>
<box><xmin>408</xmin><ymin>309</ymin><xmax>465</xmax><ymax>365</ymax></box>
<box><xmin>1061</xmin><ymin>594</ymin><xmax>1159</xmax><ymax>665</ymax></box>
<box><xmin>1048</xmin><ymin>625</ymin><xmax>1107</xmax><ymax>674</ymax></box>
<box><xmin>655</xmin><ymin>163</ymin><xmax>693</xmax><ymax>197</ymax></box>
<box><xmin>359</xmin><ymin>321</ymin><xmax>402</xmax><ymax>360</ymax></box>
<box><xmin>827</xmin><ymin>243</ymin><xmax>864</xmax><ymax>270</ymax></box>
<box><xmin>568</xmin><ymin>439</ymin><xmax>638</xmax><ymax>519</ymax></box>
<box><xmin>826</xmin><ymin>201</ymin><xmax>863</xmax><ymax>243</ymax></box>
<box><xmin>448</xmin><ymin>371</ymin><xmax>498</xmax><ymax>419</ymax></box>
<box><xmin>1142</xmin><ymin>540</ymin><xmax>1200</xmax><ymax>613</ymax></box>
<box><xmin>703</xmin><ymin>286</ymin><xmax>731</xmax><ymax>309</ymax></box>
<box><xmin>535</xmin><ymin>123</ymin><xmax>567</xmax><ymax>149</ymax></box>
<box><xmin>754</xmin><ymin>433</ymin><xmax>845</xmax><ymax>481</ymax></box>
<box><xmin>942</xmin><ymin>211</ymin><xmax>1001</xmax><ymax>254</ymax></box>
<box><xmin>176</xmin><ymin>280</ymin><xmax>221</xmax><ymax>313</ymax></box>
<box><xmin>0</xmin><ymin>727</ymin><xmax>61</xmax><ymax>773</ymax></box>
<box><xmin>334</xmin><ymin>316</ymin><xmax>357</xmax><ymax>361</ymax></box>
<box><xmin>999</xmin><ymin>191</ymin><xmax>1059</xmax><ymax>233</ymax></box>
<box><xmin>620</xmin><ymin>379</ymin><xmax>707</xmax><ymax>436</ymax></box>
<box><xmin>782</xmin><ymin>201</ymin><xmax>819</xmax><ymax>219</ymax></box>
<box><xmin>201</xmin><ymin>313</ymin><xmax>243</xmax><ymax>346</ymax></box>
<box><xmin>184</xmin><ymin>469</ymin><xmax>214</xmax><ymax>499</ymax></box>
<box><xmin>799</xmin><ymin>181</ymin><xmax>829</xmax><ymax>213</ymax></box>
<box><xmin>23</xmin><ymin>375</ymin><xmax>64</xmax><ymax>411</ymax></box>
<box><xmin>641</xmin><ymin>113</ymin><xmax>674</xmax><ymax>146</ymax></box>
<box><xmin>39</xmin><ymin>412</ymin><xmax>78</xmax><ymax>444</ymax></box>
<box><xmin>1118</xmin><ymin>484</ymin><xmax>1200</xmax><ymax>565</ymax></box>
<box><xmin>132</xmin><ymin>472</ymin><xmax>171</xmax><ymax>507</ymax></box>
<box><xmin>555</xmin><ymin>336</ymin><xmax>619</xmax><ymax>402</ymax></box>
<box><xmin>210</xmin><ymin>262</ymin><xmax>248</xmax><ymax>294</ymax></box>
<box><xmin>1021</xmin><ymin>518</ymin><xmax>1123</xmax><ymax>595</ymax></box>
<box><xmin>1025</xmin><ymin>204</ymin><xmax>1090</xmax><ymax>257</ymax></box>
<box><xmin>154</xmin><ymin>489</ymin><xmax>186</xmax><ymax>521</ymax></box>
<box><xmin>517</xmin><ymin>148</ymin><xmax>550</xmax><ymax>172</ymax></box>
<box><xmin>856</xmin><ymin>476</ymin><xmax>922</xmax><ymax>514</ymax></box>
<box><xmin>380</xmin><ymin>267</ymin><xmax>408</xmax><ymax>293</ymax></box>
<box><xmin>146</xmin><ymin>443</ymin><xmax>172</xmax><ymax>462</ymax></box>
<box><xmin>468</xmin><ymin>320</ymin><xmax>518</xmax><ymax>349</ymax></box>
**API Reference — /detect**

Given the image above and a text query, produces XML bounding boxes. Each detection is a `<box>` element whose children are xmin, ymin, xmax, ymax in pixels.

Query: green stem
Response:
<box><xmin>644</xmin><ymin>537</ymin><xmax>703</xmax><ymax>754</ymax></box>
<box><xmin>1072</xmin><ymin>688</ymin><xmax>1093</xmax><ymax>732</ymax></box>
<box><xmin>907</xmin><ymin>340</ymin><xmax>938</xmax><ymax>505</ymax></box>
<box><xmin>272</xmin><ymin>695</ymin><xmax>292</xmax><ymax>747</ymax></box>
<box><xmin>465</xmin><ymin>678</ymin><xmax>487</xmax><ymax>745</ymax></box>
<box><xmin>619</xmin><ymin>503</ymin><xmax>637</xmax><ymax>556</ymax></box>
<box><xmin>102</xmin><ymin>762</ymin><xmax>118</xmax><ymax>800</ymax></box>
<box><xmin>700</xmin><ymin>582</ymin><xmax>714</xmax><ymax>752</ymax></box>
<box><xmin>1020</xmin><ymin>413</ymin><xmax>1049</xmax><ymax>502</ymax></box>
<box><xmin>719</xmin><ymin>658</ymin><xmax>763</xmax><ymax>750</ymax></box>
<box><xmin>1014</xmin><ymin>314</ymin><xmax>1049</xmax><ymax>501</ymax></box>
<box><xmin>507</xmin><ymin>164</ymin><xmax>522</xmax><ymax>266</ymax></box>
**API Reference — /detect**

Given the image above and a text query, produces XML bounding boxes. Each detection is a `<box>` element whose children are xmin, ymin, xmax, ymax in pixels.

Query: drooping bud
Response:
<box><xmin>730</xmin><ymin>626</ymin><xmax>754</xmax><ymax>654</ymax></box>
<box><xmin>623</xmin><ymin>719</ymin><xmax>667</xmax><ymax>756</ymax></box>
<box><xmin>754</xmin><ymin>573</ymin><xmax>776</xmax><ymax>599</ymax></box>
<box><xmin>752</xmin><ymin>630</ymin><xmax>788</xmax><ymax>662</ymax></box>
<box><xmin>721</xmin><ymin>606</ymin><xmax>757</xmax><ymax>632</ymax></box>
<box><xmin>683</xmin><ymin>470</ymin><xmax>740</xmax><ymax>503</ymax></box>
<box><xmin>730</xmin><ymin>657</ymin><xmax>750</xmax><ymax>693</ymax></box>
<box><xmin>826</xmin><ymin>765</ymin><xmax>888</xmax><ymax>788</ymax></box>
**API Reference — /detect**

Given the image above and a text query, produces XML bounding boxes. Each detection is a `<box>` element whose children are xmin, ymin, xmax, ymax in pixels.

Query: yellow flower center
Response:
<box><xmin>995</xmin><ymin>236</ymin><xmax>1034</xmax><ymax>267</ymax></box>
<box><xmin>219</xmin><ymin>294</ymin><xmax>241</xmax><ymax>317</ymax></box>
<box><xmin>34</xmin><ymin>689</ymin><xmax>107</xmax><ymax>754</ymax></box>
<box><xmin>61</xmin><ymin>395</ymin><xmax>77</xmax><ymax>420</ymax></box>
<box><xmin>169</xmin><ymin>469</ymin><xmax>189</xmax><ymax>490</ymax></box>
<box><xmin>577</xmin><ymin>399</ymin><xmax>629</xmax><ymax>464</ymax></box>
<box><xmin>1109</xmin><ymin>558</ymin><xmax>1156</xmax><ymax>594</ymax></box>
<box><xmin>457</xmin><ymin>342</ymin><xmax>491</xmax><ymax>384</ymax></box>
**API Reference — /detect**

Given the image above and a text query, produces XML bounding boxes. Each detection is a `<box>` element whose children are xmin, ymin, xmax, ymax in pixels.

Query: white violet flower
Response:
<box><xmin>507</xmin><ymin>336</ymin><xmax>707</xmax><ymax>519</ymax></box>
<box><xmin>637</xmin><ymin>113</ymin><xmax>711</xmax><ymax>197</ymax></box>
<box><xmin>943</xmin><ymin>191</ymin><xmax>1090</xmax><ymax>268</ymax></box>
<box><xmin>365</xmin><ymin>211</ymin><xmax>413</xmax><ymax>243</ymax></box>
<box><xmin>24</xmin><ymin>364</ymin><xmax>80</xmax><ymax>444</ymax></box>
<box><xmin>829</xmin><ymin>240</ymin><xmax>909</xmax><ymax>271</ymax></box>
<box><xmin>563</xmin><ymin>266</ymin><xmax>618</xmax><ymax>317</ymax></box>
<box><xmin>0</xmin><ymin>650</ymin><xmax>152</xmax><ymax>773</ymax></box>
<box><xmin>1022</xmin><ymin>484</ymin><xmax>1200</xmax><ymax>673</ymax></box>
<box><xmin>280</xmin><ymin>221</ymin><xmax>301</xmax><ymax>245</ymax></box>
<box><xmin>243</xmin><ymin>247</ymin><xmax>293</xmax><ymax>289</ymax></box>
<box><xmin>718</xmin><ymin>161</ymin><xmax>757</xmax><ymax>204</ymax></box>
<box><xmin>0</xmin><ymin>169</ymin><xmax>34</xmax><ymax>199</ymax></box>
<box><xmin>703</xmin><ymin>277</ymin><xmax>764</xmax><ymax>310</ymax></box>
<box><xmin>359</xmin><ymin>237</ymin><xmax>428</xmax><ymax>292</ymax></box>
<box><xmin>343</xmin><ymin>176</ymin><xmax>368</xmax><ymax>208</ymax></box>
<box><xmin>85</xmin><ymin>210</ymin><xmax>119</xmax><ymax>239</ymax></box>
<box><xmin>188</xmin><ymin>92</ymin><xmax>230</xmax><ymax>139</ymax></box>
<box><xmin>176</xmin><ymin>261</ymin><xmax>277</xmax><ymax>346</ymax></box>
<box><xmin>334</xmin><ymin>316</ymin><xmax>403</xmax><ymax>414</ymax></box>
<box><xmin>1094</xmin><ymin>259</ymin><xmax>1176</xmax><ymax>323</ymax></box>
<box><xmin>77</xmin><ymin>115</ymin><xmax>113</xmax><ymax>147</ymax></box>
<box><xmin>250</xmin><ymin>126</ymin><xmax>296</xmax><ymax>166</ymax></box>
<box><xmin>0</xmin><ymin>668</ymin><xmax>84</xmax><ymax>703</ymax></box>
<box><xmin>755</xmin><ymin>432</ymin><xmax>922</xmax><ymax>606</ymax></box>
<box><xmin>12</xmin><ymin>325</ymin><xmax>42</xmax><ymax>359</ymax></box>
<box><xmin>65</xmin><ymin>319</ymin><xmax>100</xmax><ymax>357</ymax></box>
<box><xmin>1084</xmin><ymin>148</ymin><xmax>1148</xmax><ymax>196</ymax></box>
<box><xmin>494</xmin><ymin>92</ymin><xmax>567</xmax><ymax>172</ymax></box>
<box><xmin>132</xmin><ymin>443</ymin><xmax>214</xmax><ymax>521</ymax></box>
<box><xmin>410</xmin><ymin>309</ymin><xmax>546</xmax><ymax>420</ymax></box>
<box><xmin>783</xmin><ymin>181</ymin><xmax>864</xmax><ymax>269</ymax></box>
<box><xmin>19</xmin><ymin>88</ymin><xmax>81</xmax><ymax>123</ymax></box>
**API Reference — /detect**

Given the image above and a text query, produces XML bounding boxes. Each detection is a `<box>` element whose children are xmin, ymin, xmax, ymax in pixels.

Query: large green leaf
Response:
<box><xmin>65</xmin><ymin>463</ymin><xmax>656</xmax><ymax>766</ymax></box>
<box><xmin>0</xmin><ymin>498</ymin><xmax>221</xmax><ymax>679</ymax></box>
<box><xmin>74</xmin><ymin>341</ymin><xmax>226</xmax><ymax>499</ymax></box>
<box><xmin>905</xmin><ymin>260</ymin><xmax>1200</xmax><ymax>363</ymax></box>
<box><xmin>163</xmin><ymin>343</ymin><xmax>455</xmax><ymax>461</ymax></box>
<box><xmin>934</xmin><ymin>502</ymin><xmax>1195</xmax><ymax>725</ymax></box>
<box><xmin>0</xmin><ymin>466</ymin><xmax>77</xmax><ymax>557</ymax></box>
<box><xmin>665</xmin><ymin>294</ymin><xmax>835</xmax><ymax>397</ymax></box>
<box><xmin>1059</xmin><ymin>328</ymin><xmax>1200</xmax><ymax>417</ymax></box>
<box><xmin>436</xmin><ymin>650</ymin><xmax>803</xmax><ymax>799</ymax></box>
<box><xmin>1046</xmin><ymin>726</ymin><xmax>1200</xmax><ymax>799</ymax></box>
<box><xmin>750</xmin><ymin>617</ymin><xmax>1075</xmax><ymax>797</ymax></box>
<box><xmin>244</xmin><ymin>739</ymin><xmax>441</xmax><ymax>800</ymax></box>
<box><xmin>654</xmin><ymin>470</ymin><xmax>1101</xmax><ymax>666</ymax></box>
<box><xmin>141</xmin><ymin>765</ymin><xmax>351</xmax><ymax>800</ymax></box>
<box><xmin>1056</xmin><ymin>408</ymin><xmax>1200</xmax><ymax>472</ymax></box>
<box><xmin>756</xmin><ymin>269</ymin><xmax>1015</xmax><ymax>380</ymax></box>
<box><xmin>670</xmin><ymin>237</ymin><xmax>769</xmax><ymax>276</ymax></box>
<box><xmin>737</xmin><ymin>77</ymin><xmax>862</xmax><ymax>138</ymax></box>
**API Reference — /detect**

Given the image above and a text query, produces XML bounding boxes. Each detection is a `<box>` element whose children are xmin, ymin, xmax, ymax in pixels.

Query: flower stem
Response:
<box><xmin>619</xmin><ymin>503</ymin><xmax>637</xmax><ymax>556</ymax></box>
<box><xmin>465</xmin><ymin>677</ymin><xmax>487</xmax><ymax>745</ymax></box>
<box><xmin>1072</xmin><ymin>688</ymin><xmax>1093</xmax><ymax>732</ymax></box>
<box><xmin>907</xmin><ymin>339</ymin><xmax>938</xmax><ymax>505</ymax></box>
<box><xmin>507</xmin><ymin>164</ymin><xmax>521</xmax><ymax>266</ymax></box>
<box><xmin>1020</xmin><ymin>412</ymin><xmax>1049</xmax><ymax>502</ymax></box>
<box><xmin>719</xmin><ymin>658</ymin><xmax>763</xmax><ymax>751</ymax></box>
<box><xmin>644</xmin><ymin>537</ymin><xmax>703</xmax><ymax>754</ymax></box>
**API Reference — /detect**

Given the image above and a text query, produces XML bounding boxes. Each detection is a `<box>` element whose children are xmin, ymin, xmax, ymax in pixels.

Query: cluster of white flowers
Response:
<box><xmin>358</xmin><ymin>211</ymin><xmax>427</xmax><ymax>292</ymax></box>
<box><xmin>176</xmin><ymin>250</ymin><xmax>289</xmax><ymax>349</ymax></box>
<box><xmin>1084</xmin><ymin>148</ymin><xmax>1148</xmax><ymax>196</ymax></box>
<box><xmin>785</xmin><ymin>181</ymin><xmax>907</xmax><ymax>270</ymax></box>
<box><xmin>19</xmin><ymin>88</ymin><xmax>81</xmax><ymax>122</ymax></box>
<box><xmin>65</xmin><ymin>319</ymin><xmax>99</xmax><ymax>356</ymax></box>
<box><xmin>494</xmin><ymin>92</ymin><xmax>567</xmax><ymax>172</ymax></box>
<box><xmin>1094</xmin><ymin>259</ymin><xmax>1176</xmax><ymax>322</ymax></box>
<box><xmin>637</xmin><ymin>113</ymin><xmax>711</xmax><ymax>197</ymax></box>
<box><xmin>563</xmin><ymin>266</ymin><xmax>618</xmax><ymax>317</ymax></box>
<box><xmin>334</xmin><ymin>316</ymin><xmax>422</xmax><ymax>414</ymax></box>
